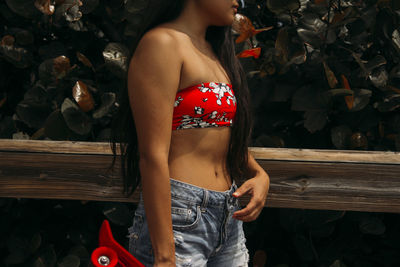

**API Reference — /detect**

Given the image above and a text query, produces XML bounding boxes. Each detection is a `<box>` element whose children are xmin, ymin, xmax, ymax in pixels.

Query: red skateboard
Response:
<box><xmin>91</xmin><ymin>220</ymin><xmax>144</xmax><ymax>267</ymax></box>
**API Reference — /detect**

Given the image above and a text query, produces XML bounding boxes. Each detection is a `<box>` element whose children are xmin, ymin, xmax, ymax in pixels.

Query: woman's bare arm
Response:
<box><xmin>127</xmin><ymin>29</ymin><xmax>182</xmax><ymax>265</ymax></box>
<box><xmin>247</xmin><ymin>150</ymin><xmax>269</xmax><ymax>178</ymax></box>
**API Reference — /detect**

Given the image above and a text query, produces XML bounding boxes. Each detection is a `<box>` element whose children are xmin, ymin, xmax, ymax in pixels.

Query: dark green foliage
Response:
<box><xmin>244</xmin><ymin>207</ymin><xmax>400</xmax><ymax>266</ymax></box>
<box><xmin>239</xmin><ymin>0</ymin><xmax>400</xmax><ymax>151</ymax></box>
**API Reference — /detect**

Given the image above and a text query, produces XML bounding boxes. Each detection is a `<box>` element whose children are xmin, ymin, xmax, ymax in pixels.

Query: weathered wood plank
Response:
<box><xmin>1</xmin><ymin>140</ymin><xmax>400</xmax><ymax>213</ymax></box>
<box><xmin>1</xmin><ymin>139</ymin><xmax>400</xmax><ymax>164</ymax></box>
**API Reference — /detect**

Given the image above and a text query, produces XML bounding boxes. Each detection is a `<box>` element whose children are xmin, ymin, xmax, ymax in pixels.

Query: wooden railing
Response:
<box><xmin>1</xmin><ymin>139</ymin><xmax>400</xmax><ymax>213</ymax></box>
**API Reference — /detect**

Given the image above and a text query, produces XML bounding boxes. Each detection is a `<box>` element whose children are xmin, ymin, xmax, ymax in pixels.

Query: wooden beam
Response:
<box><xmin>1</xmin><ymin>139</ymin><xmax>400</xmax><ymax>213</ymax></box>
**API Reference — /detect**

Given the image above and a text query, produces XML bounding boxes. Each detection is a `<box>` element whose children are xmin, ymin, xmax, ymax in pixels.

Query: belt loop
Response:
<box><xmin>200</xmin><ymin>189</ymin><xmax>208</xmax><ymax>212</ymax></box>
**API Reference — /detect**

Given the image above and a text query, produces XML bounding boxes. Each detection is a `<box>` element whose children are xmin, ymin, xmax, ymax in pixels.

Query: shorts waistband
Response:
<box><xmin>169</xmin><ymin>177</ymin><xmax>237</xmax><ymax>207</ymax></box>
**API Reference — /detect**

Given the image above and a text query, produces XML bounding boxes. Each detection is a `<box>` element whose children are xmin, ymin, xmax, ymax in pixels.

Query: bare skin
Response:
<box><xmin>167</xmin><ymin>28</ymin><xmax>233</xmax><ymax>191</ymax></box>
<box><xmin>127</xmin><ymin>1</ymin><xmax>270</xmax><ymax>266</ymax></box>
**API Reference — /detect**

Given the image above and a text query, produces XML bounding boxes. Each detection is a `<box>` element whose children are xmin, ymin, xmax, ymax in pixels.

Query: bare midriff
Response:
<box><xmin>168</xmin><ymin>126</ymin><xmax>233</xmax><ymax>192</ymax></box>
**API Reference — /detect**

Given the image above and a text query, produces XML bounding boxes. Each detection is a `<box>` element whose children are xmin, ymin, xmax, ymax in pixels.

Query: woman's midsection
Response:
<box><xmin>168</xmin><ymin>127</ymin><xmax>232</xmax><ymax>191</ymax></box>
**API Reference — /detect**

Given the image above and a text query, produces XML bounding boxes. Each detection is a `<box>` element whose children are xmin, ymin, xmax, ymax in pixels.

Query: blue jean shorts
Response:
<box><xmin>127</xmin><ymin>177</ymin><xmax>249</xmax><ymax>266</ymax></box>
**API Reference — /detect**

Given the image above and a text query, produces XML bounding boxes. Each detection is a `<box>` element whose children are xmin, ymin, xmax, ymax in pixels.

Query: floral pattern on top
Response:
<box><xmin>172</xmin><ymin>82</ymin><xmax>237</xmax><ymax>130</ymax></box>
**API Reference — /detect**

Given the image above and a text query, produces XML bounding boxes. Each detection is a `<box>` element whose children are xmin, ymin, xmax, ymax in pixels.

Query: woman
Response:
<box><xmin>109</xmin><ymin>0</ymin><xmax>270</xmax><ymax>266</ymax></box>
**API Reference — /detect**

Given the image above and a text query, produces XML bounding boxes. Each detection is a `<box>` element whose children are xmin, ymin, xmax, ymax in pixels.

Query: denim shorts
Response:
<box><xmin>127</xmin><ymin>177</ymin><xmax>249</xmax><ymax>266</ymax></box>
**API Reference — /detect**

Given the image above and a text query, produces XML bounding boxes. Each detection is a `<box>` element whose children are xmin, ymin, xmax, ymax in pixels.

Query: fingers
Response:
<box><xmin>233</xmin><ymin>199</ymin><xmax>257</xmax><ymax>217</ymax></box>
<box><xmin>235</xmin><ymin>209</ymin><xmax>261</xmax><ymax>222</ymax></box>
<box><xmin>232</xmin><ymin>180</ymin><xmax>252</xmax><ymax>198</ymax></box>
<box><xmin>232</xmin><ymin>196</ymin><xmax>264</xmax><ymax>222</ymax></box>
<box><xmin>232</xmin><ymin>176</ymin><xmax>269</xmax><ymax>221</ymax></box>
<box><xmin>233</xmin><ymin>206</ymin><xmax>262</xmax><ymax>222</ymax></box>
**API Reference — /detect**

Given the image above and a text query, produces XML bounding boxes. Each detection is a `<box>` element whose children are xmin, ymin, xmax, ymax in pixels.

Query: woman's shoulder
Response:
<box><xmin>133</xmin><ymin>25</ymin><xmax>184</xmax><ymax>69</ymax></box>
<box><xmin>141</xmin><ymin>23</ymin><xmax>186</xmax><ymax>46</ymax></box>
<box><xmin>134</xmin><ymin>24</ymin><xmax>187</xmax><ymax>62</ymax></box>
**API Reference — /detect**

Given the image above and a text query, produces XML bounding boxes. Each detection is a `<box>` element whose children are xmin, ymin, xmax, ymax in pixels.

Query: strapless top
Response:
<box><xmin>172</xmin><ymin>82</ymin><xmax>237</xmax><ymax>130</ymax></box>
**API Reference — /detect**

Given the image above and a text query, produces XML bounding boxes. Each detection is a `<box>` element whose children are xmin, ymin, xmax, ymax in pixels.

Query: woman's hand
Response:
<box><xmin>232</xmin><ymin>173</ymin><xmax>270</xmax><ymax>222</ymax></box>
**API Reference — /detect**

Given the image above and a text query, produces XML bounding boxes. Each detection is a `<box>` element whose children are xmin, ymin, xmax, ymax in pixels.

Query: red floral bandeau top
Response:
<box><xmin>172</xmin><ymin>82</ymin><xmax>237</xmax><ymax>130</ymax></box>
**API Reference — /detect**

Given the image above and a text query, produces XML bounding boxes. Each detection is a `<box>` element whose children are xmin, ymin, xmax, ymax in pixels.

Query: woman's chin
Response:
<box><xmin>211</xmin><ymin>15</ymin><xmax>235</xmax><ymax>27</ymax></box>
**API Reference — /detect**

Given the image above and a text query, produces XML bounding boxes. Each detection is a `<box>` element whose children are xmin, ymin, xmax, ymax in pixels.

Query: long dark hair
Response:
<box><xmin>108</xmin><ymin>0</ymin><xmax>253</xmax><ymax>197</ymax></box>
